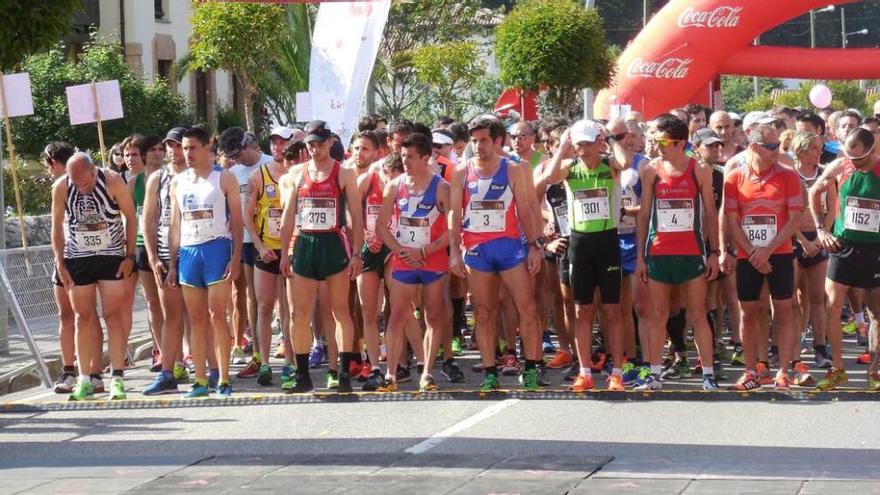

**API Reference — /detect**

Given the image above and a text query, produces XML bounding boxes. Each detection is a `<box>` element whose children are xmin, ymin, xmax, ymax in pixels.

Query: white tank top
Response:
<box><xmin>175</xmin><ymin>168</ymin><xmax>230</xmax><ymax>247</ymax></box>
<box><xmin>229</xmin><ymin>154</ymin><xmax>270</xmax><ymax>243</ymax></box>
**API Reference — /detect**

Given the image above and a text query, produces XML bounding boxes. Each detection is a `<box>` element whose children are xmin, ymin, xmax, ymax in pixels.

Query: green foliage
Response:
<box><xmin>495</xmin><ymin>0</ymin><xmax>612</xmax><ymax>93</ymax></box>
<box><xmin>3</xmin><ymin>160</ymin><xmax>53</xmax><ymax>215</ymax></box>
<box><xmin>0</xmin><ymin>0</ymin><xmax>81</xmax><ymax>71</ymax></box>
<box><xmin>13</xmin><ymin>39</ymin><xmax>190</xmax><ymax>160</ymax></box>
<box><xmin>721</xmin><ymin>76</ymin><xmax>783</xmax><ymax>113</ymax></box>
<box><xmin>465</xmin><ymin>76</ymin><xmax>505</xmax><ymax>119</ymax></box>
<box><xmin>257</xmin><ymin>4</ymin><xmax>312</xmax><ymax>125</ymax></box>
<box><xmin>411</xmin><ymin>42</ymin><xmax>486</xmax><ymax>116</ymax></box>
<box><xmin>215</xmin><ymin>102</ymin><xmax>245</xmax><ymax>134</ymax></box>
<box><xmin>187</xmin><ymin>2</ymin><xmax>288</xmax><ymax>131</ymax></box>
<box><xmin>742</xmin><ymin>94</ymin><xmax>775</xmax><ymax>112</ymax></box>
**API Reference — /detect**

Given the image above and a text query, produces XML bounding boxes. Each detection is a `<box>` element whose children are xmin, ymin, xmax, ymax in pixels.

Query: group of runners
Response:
<box><xmin>45</xmin><ymin>100</ymin><xmax>880</xmax><ymax>400</ymax></box>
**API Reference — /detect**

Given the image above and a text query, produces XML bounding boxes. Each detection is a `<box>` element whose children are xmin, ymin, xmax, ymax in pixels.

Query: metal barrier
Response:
<box><xmin>0</xmin><ymin>245</ymin><xmax>148</xmax><ymax>387</ymax></box>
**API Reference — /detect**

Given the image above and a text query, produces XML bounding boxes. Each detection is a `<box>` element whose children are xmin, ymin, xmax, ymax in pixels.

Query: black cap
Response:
<box><xmin>693</xmin><ymin>128</ymin><xmax>723</xmax><ymax>147</ymax></box>
<box><xmin>303</xmin><ymin>120</ymin><xmax>332</xmax><ymax>143</ymax></box>
<box><xmin>163</xmin><ymin>126</ymin><xmax>189</xmax><ymax>144</ymax></box>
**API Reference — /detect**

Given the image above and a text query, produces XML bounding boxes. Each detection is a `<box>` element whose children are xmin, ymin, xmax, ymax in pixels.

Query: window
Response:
<box><xmin>157</xmin><ymin>59</ymin><xmax>173</xmax><ymax>81</ymax></box>
<box><xmin>155</xmin><ymin>0</ymin><xmax>167</xmax><ymax>20</ymax></box>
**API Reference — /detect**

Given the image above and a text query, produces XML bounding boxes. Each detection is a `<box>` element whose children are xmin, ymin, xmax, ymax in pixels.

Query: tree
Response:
<box><xmin>0</xmin><ymin>0</ymin><xmax>81</xmax><ymax>71</ymax></box>
<box><xmin>258</xmin><ymin>4</ymin><xmax>312</xmax><ymax>125</ymax></box>
<box><xmin>411</xmin><ymin>42</ymin><xmax>486</xmax><ymax>117</ymax></box>
<box><xmin>186</xmin><ymin>2</ymin><xmax>288</xmax><ymax>132</ymax></box>
<box><xmin>721</xmin><ymin>76</ymin><xmax>783</xmax><ymax>113</ymax></box>
<box><xmin>14</xmin><ymin>39</ymin><xmax>191</xmax><ymax>158</ymax></box>
<box><xmin>495</xmin><ymin>0</ymin><xmax>613</xmax><ymax>118</ymax></box>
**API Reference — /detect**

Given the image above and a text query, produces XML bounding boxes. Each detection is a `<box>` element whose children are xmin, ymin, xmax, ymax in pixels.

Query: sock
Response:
<box><xmin>111</xmin><ymin>369</ymin><xmax>124</xmax><ymax>378</ymax></box>
<box><xmin>667</xmin><ymin>310</ymin><xmax>687</xmax><ymax>353</ymax></box>
<box><xmin>161</xmin><ymin>369</ymin><xmax>173</xmax><ymax>379</ymax></box>
<box><xmin>339</xmin><ymin>352</ymin><xmax>352</xmax><ymax>376</ymax></box>
<box><xmin>525</xmin><ymin>359</ymin><xmax>539</xmax><ymax>371</ymax></box>
<box><xmin>855</xmin><ymin>312</ymin><xmax>866</xmax><ymax>325</ymax></box>
<box><xmin>253</xmin><ymin>351</ymin><xmax>262</xmax><ymax>362</ymax></box>
<box><xmin>79</xmin><ymin>374</ymin><xmax>90</xmax><ymax>384</ymax></box>
<box><xmin>63</xmin><ymin>365</ymin><xmax>75</xmax><ymax>375</ymax></box>
<box><xmin>195</xmin><ymin>379</ymin><xmax>207</xmax><ymax>387</ymax></box>
<box><xmin>651</xmin><ymin>365</ymin><xmax>663</xmax><ymax>376</ymax></box>
<box><xmin>612</xmin><ymin>367</ymin><xmax>622</xmax><ymax>377</ymax></box>
<box><xmin>295</xmin><ymin>353</ymin><xmax>309</xmax><ymax>373</ymax></box>
<box><xmin>485</xmin><ymin>366</ymin><xmax>499</xmax><ymax>377</ymax></box>
<box><xmin>452</xmin><ymin>298</ymin><xmax>464</xmax><ymax>338</ymax></box>
<box><xmin>417</xmin><ymin>363</ymin><xmax>425</xmax><ymax>375</ymax></box>
<box><xmin>702</xmin><ymin>365</ymin><xmax>714</xmax><ymax>377</ymax></box>
<box><xmin>579</xmin><ymin>367</ymin><xmax>592</xmax><ymax>377</ymax></box>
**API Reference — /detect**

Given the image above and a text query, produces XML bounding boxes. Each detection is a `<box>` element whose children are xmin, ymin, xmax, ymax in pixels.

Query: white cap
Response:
<box><xmin>729</xmin><ymin>112</ymin><xmax>742</xmax><ymax>122</ymax></box>
<box><xmin>432</xmin><ymin>132</ymin><xmax>453</xmax><ymax>146</ymax></box>
<box><xmin>742</xmin><ymin>111</ymin><xmax>777</xmax><ymax>130</ymax></box>
<box><xmin>570</xmin><ymin>119</ymin><xmax>603</xmax><ymax>144</ymax></box>
<box><xmin>270</xmin><ymin>126</ymin><xmax>294</xmax><ymax>140</ymax></box>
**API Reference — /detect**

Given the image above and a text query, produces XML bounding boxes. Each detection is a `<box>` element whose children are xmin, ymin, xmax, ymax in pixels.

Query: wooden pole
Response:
<box><xmin>0</xmin><ymin>75</ymin><xmax>29</xmax><ymax>252</ymax></box>
<box><xmin>91</xmin><ymin>81</ymin><xmax>107</xmax><ymax>168</ymax></box>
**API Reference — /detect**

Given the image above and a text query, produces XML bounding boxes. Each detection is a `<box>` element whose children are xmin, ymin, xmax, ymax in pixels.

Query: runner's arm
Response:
<box><xmin>634</xmin><ymin>164</ymin><xmax>656</xmax><ymax>262</ymax></box>
<box><xmin>167</xmin><ymin>178</ymin><xmax>181</xmax><ymax>270</ymax></box>
<box><xmin>510</xmin><ymin>161</ymin><xmax>540</xmax><ymax>245</ymax></box>
<box><xmin>111</xmin><ymin>173</ymin><xmax>137</xmax><ymax>260</ymax></box>
<box><xmin>242</xmin><ymin>172</ymin><xmax>265</xmax><ymax>253</ymax></box>
<box><xmin>50</xmin><ymin>177</ymin><xmax>67</xmax><ymax>269</ymax></box>
<box><xmin>142</xmin><ymin>171</ymin><xmax>162</xmax><ymax>267</ymax></box>
<box><xmin>696</xmin><ymin>163</ymin><xmax>720</xmax><ymax>253</ymax></box>
<box><xmin>221</xmin><ymin>171</ymin><xmax>244</xmax><ymax>263</ymax></box>
<box><xmin>809</xmin><ymin>159</ymin><xmax>842</xmax><ymax>232</ymax></box>
<box><xmin>763</xmin><ymin>172</ymin><xmax>803</xmax><ymax>254</ymax></box>
<box><xmin>429</xmin><ymin>181</ymin><xmax>452</xmax><ymax>253</ymax></box>
<box><xmin>341</xmin><ymin>166</ymin><xmax>365</xmax><ymax>253</ymax></box>
<box><xmin>375</xmin><ymin>180</ymin><xmax>399</xmax><ymax>251</ymax></box>
<box><xmin>542</xmin><ymin>129</ymin><xmax>574</xmax><ymax>185</ymax></box>
<box><xmin>447</xmin><ymin>164</ymin><xmax>467</xmax><ymax>258</ymax></box>
<box><xmin>279</xmin><ymin>167</ymin><xmax>301</xmax><ymax>258</ymax></box>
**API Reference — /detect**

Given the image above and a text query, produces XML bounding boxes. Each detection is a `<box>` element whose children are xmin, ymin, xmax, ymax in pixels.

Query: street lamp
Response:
<box><xmin>809</xmin><ymin>5</ymin><xmax>835</xmax><ymax>49</ymax></box>
<box><xmin>844</xmin><ymin>28</ymin><xmax>869</xmax><ymax>47</ymax></box>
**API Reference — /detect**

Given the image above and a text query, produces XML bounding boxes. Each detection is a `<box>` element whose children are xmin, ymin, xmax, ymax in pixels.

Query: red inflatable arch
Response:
<box><xmin>595</xmin><ymin>0</ymin><xmax>880</xmax><ymax>119</ymax></box>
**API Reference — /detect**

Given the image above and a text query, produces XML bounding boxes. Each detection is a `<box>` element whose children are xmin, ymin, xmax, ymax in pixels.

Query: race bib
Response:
<box><xmin>657</xmin><ymin>199</ymin><xmax>694</xmax><ymax>233</ymax></box>
<box><xmin>300</xmin><ymin>198</ymin><xmax>337</xmax><ymax>231</ymax></box>
<box><xmin>742</xmin><ymin>214</ymin><xmax>777</xmax><ymax>247</ymax></box>
<box><xmin>267</xmin><ymin>208</ymin><xmax>283</xmax><ymax>237</ymax></box>
<box><xmin>573</xmin><ymin>189</ymin><xmax>610</xmax><ymax>223</ymax></box>
<box><xmin>74</xmin><ymin>222</ymin><xmax>111</xmax><ymax>251</ymax></box>
<box><xmin>466</xmin><ymin>200</ymin><xmax>505</xmax><ymax>233</ymax></box>
<box><xmin>844</xmin><ymin>197</ymin><xmax>880</xmax><ymax>233</ymax></box>
<box><xmin>181</xmin><ymin>209</ymin><xmax>216</xmax><ymax>245</ymax></box>
<box><xmin>366</xmin><ymin>204</ymin><xmax>381</xmax><ymax>233</ymax></box>
<box><xmin>619</xmin><ymin>197</ymin><xmax>636</xmax><ymax>230</ymax></box>
<box><xmin>554</xmin><ymin>205</ymin><xmax>571</xmax><ymax>237</ymax></box>
<box><xmin>398</xmin><ymin>216</ymin><xmax>430</xmax><ymax>248</ymax></box>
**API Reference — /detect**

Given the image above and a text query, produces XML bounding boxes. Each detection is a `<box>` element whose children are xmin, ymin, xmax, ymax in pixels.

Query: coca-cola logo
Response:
<box><xmin>677</xmin><ymin>6</ymin><xmax>743</xmax><ymax>28</ymax></box>
<box><xmin>627</xmin><ymin>57</ymin><xmax>693</xmax><ymax>79</ymax></box>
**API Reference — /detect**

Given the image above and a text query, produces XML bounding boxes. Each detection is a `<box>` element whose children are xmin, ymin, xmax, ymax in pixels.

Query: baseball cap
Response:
<box><xmin>163</xmin><ymin>126</ymin><xmax>188</xmax><ymax>144</ymax></box>
<box><xmin>270</xmin><ymin>126</ymin><xmax>294</xmax><ymax>140</ymax></box>
<box><xmin>743</xmin><ymin>111</ymin><xmax>777</xmax><ymax>130</ymax></box>
<box><xmin>303</xmin><ymin>120</ymin><xmax>332</xmax><ymax>143</ymax></box>
<box><xmin>432</xmin><ymin>129</ymin><xmax>454</xmax><ymax>145</ymax></box>
<box><xmin>570</xmin><ymin>119</ymin><xmax>603</xmax><ymax>144</ymax></box>
<box><xmin>693</xmin><ymin>128</ymin><xmax>723</xmax><ymax>147</ymax></box>
<box><xmin>729</xmin><ymin>112</ymin><xmax>742</xmax><ymax>123</ymax></box>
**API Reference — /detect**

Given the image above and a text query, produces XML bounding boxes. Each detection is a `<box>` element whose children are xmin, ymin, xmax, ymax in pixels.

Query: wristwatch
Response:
<box><xmin>125</xmin><ymin>253</ymin><xmax>136</xmax><ymax>262</ymax></box>
<box><xmin>533</xmin><ymin>236</ymin><xmax>547</xmax><ymax>249</ymax></box>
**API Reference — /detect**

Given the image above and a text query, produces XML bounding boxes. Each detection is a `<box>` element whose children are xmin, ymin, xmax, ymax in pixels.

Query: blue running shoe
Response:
<box><xmin>309</xmin><ymin>343</ymin><xmax>325</xmax><ymax>368</ymax></box>
<box><xmin>216</xmin><ymin>383</ymin><xmax>232</xmax><ymax>398</ymax></box>
<box><xmin>184</xmin><ymin>382</ymin><xmax>209</xmax><ymax>398</ymax></box>
<box><xmin>541</xmin><ymin>331</ymin><xmax>556</xmax><ymax>354</ymax></box>
<box><xmin>632</xmin><ymin>366</ymin><xmax>651</xmax><ymax>388</ymax></box>
<box><xmin>143</xmin><ymin>372</ymin><xmax>178</xmax><ymax>396</ymax></box>
<box><xmin>208</xmin><ymin>369</ymin><xmax>220</xmax><ymax>391</ymax></box>
<box><xmin>621</xmin><ymin>362</ymin><xmax>641</xmax><ymax>386</ymax></box>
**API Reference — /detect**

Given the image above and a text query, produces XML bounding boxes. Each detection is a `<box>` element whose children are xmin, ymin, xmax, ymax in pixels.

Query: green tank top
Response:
<box><xmin>134</xmin><ymin>172</ymin><xmax>146</xmax><ymax>246</ymax></box>
<box><xmin>565</xmin><ymin>160</ymin><xmax>618</xmax><ymax>234</ymax></box>
<box><xmin>833</xmin><ymin>161</ymin><xmax>880</xmax><ymax>243</ymax></box>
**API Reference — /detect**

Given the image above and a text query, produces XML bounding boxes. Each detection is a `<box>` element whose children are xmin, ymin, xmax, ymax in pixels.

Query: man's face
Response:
<box><xmin>354</xmin><ymin>137</ymin><xmax>377</xmax><ymax>168</ymax></box>
<box><xmin>846</xmin><ymin>141</ymin><xmax>875</xmax><ymax>168</ymax></box>
<box><xmin>510</xmin><ymin>124</ymin><xmax>535</xmax><ymax>156</ymax></box>
<box><xmin>239</xmin><ymin>144</ymin><xmax>261</xmax><ymax>166</ymax></box>
<box><xmin>165</xmin><ymin>141</ymin><xmax>185</xmax><ymax>165</ymax></box>
<box><xmin>574</xmin><ymin>138</ymin><xmax>604</xmax><ymax>162</ymax></box>
<box><xmin>401</xmin><ymin>146</ymin><xmax>428</xmax><ymax>174</ymax></box>
<box><xmin>469</xmin><ymin>129</ymin><xmax>498</xmax><ymax>161</ymax></box>
<box><xmin>432</xmin><ymin>142</ymin><xmax>452</xmax><ymax>159</ymax></box>
<box><xmin>862</xmin><ymin>122</ymin><xmax>880</xmax><ymax>139</ymax></box>
<box><xmin>68</xmin><ymin>161</ymin><xmax>98</xmax><ymax>194</ymax></box>
<box><xmin>270</xmin><ymin>136</ymin><xmax>290</xmax><ymax>162</ymax></box>
<box><xmin>182</xmin><ymin>137</ymin><xmax>210</xmax><ymax>168</ymax></box>
<box><xmin>375</xmin><ymin>121</ymin><xmax>387</xmax><ymax>132</ymax></box>
<box><xmin>453</xmin><ymin>140</ymin><xmax>466</xmax><ymax>159</ymax></box>
<box><xmin>606</xmin><ymin>121</ymin><xmax>632</xmax><ymax>153</ymax></box>
<box><xmin>655</xmin><ymin>132</ymin><xmax>686</xmax><ymax>161</ymax></box>
<box><xmin>124</xmin><ymin>145</ymin><xmax>142</xmax><ymax>169</ymax></box>
<box><xmin>307</xmin><ymin>138</ymin><xmax>331</xmax><ymax>160</ymax></box>
<box><xmin>689</xmin><ymin>112</ymin><xmax>707</xmax><ymax>133</ymax></box>
<box><xmin>795</xmin><ymin>121</ymin><xmax>819</xmax><ymax>136</ymax></box>
<box><xmin>751</xmin><ymin>128</ymin><xmax>781</xmax><ymax>165</ymax></box>
<box><xmin>698</xmin><ymin>142</ymin><xmax>722</xmax><ymax>164</ymax></box>
<box><xmin>389</xmin><ymin>132</ymin><xmax>409</xmax><ymax>153</ymax></box>
<box><xmin>838</xmin><ymin>116</ymin><xmax>859</xmax><ymax>140</ymax></box>
<box><xmin>146</xmin><ymin>142</ymin><xmax>165</xmax><ymax>167</ymax></box>
<box><xmin>710</xmin><ymin>114</ymin><xmax>734</xmax><ymax>144</ymax></box>
<box><xmin>798</xmin><ymin>137</ymin><xmax>823</xmax><ymax>166</ymax></box>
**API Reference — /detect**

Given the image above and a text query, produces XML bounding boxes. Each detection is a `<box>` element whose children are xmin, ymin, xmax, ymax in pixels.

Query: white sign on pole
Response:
<box><xmin>65</xmin><ymin>80</ymin><xmax>124</xmax><ymax>125</ymax></box>
<box><xmin>0</xmin><ymin>73</ymin><xmax>34</xmax><ymax>118</ymax></box>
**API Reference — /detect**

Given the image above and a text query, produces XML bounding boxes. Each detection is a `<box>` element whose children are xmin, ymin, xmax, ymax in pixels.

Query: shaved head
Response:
<box><xmin>66</xmin><ymin>152</ymin><xmax>98</xmax><ymax>193</ymax></box>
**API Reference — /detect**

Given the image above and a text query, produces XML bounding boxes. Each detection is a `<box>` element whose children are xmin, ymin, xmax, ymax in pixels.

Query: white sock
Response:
<box><xmin>79</xmin><ymin>374</ymin><xmax>90</xmax><ymax>384</ymax></box>
<box><xmin>612</xmin><ymin>367</ymin><xmax>622</xmax><ymax>377</ymax></box>
<box><xmin>579</xmin><ymin>367</ymin><xmax>592</xmax><ymax>377</ymax></box>
<box><xmin>703</xmin><ymin>367</ymin><xmax>714</xmax><ymax>377</ymax></box>
<box><xmin>855</xmin><ymin>312</ymin><xmax>865</xmax><ymax>325</ymax></box>
<box><xmin>651</xmin><ymin>365</ymin><xmax>663</xmax><ymax>376</ymax></box>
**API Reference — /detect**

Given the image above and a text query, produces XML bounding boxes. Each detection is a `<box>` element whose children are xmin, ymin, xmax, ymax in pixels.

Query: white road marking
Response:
<box><xmin>405</xmin><ymin>399</ymin><xmax>519</xmax><ymax>454</ymax></box>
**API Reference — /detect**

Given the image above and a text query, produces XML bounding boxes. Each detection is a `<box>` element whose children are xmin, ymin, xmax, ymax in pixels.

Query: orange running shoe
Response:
<box><xmin>546</xmin><ymin>350</ymin><xmax>574</xmax><ymax>369</ymax></box>
<box><xmin>755</xmin><ymin>362</ymin><xmax>774</xmax><ymax>385</ymax></box>
<box><xmin>607</xmin><ymin>374</ymin><xmax>624</xmax><ymax>391</ymax></box>
<box><xmin>569</xmin><ymin>374</ymin><xmax>594</xmax><ymax>392</ymax></box>
<box><xmin>775</xmin><ymin>372</ymin><xmax>791</xmax><ymax>389</ymax></box>
<box><xmin>793</xmin><ymin>362</ymin><xmax>815</xmax><ymax>387</ymax></box>
<box><xmin>857</xmin><ymin>351</ymin><xmax>871</xmax><ymax>365</ymax></box>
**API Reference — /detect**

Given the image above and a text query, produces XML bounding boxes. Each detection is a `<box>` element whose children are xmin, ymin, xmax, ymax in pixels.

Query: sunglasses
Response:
<box><xmin>758</xmin><ymin>142</ymin><xmax>781</xmax><ymax>151</ymax></box>
<box><xmin>432</xmin><ymin>143</ymin><xmax>444</xmax><ymax>149</ymax></box>
<box><xmin>510</xmin><ymin>133</ymin><xmax>532</xmax><ymax>140</ymax></box>
<box><xmin>654</xmin><ymin>138</ymin><xmax>681</xmax><ymax>147</ymax></box>
<box><xmin>609</xmin><ymin>132</ymin><xmax>628</xmax><ymax>141</ymax></box>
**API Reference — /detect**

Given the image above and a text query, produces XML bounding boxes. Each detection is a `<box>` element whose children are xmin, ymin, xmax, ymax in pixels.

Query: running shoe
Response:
<box><xmin>713</xmin><ymin>341</ymin><xmax>728</xmax><ymax>362</ymax></box>
<box><xmin>536</xmin><ymin>364</ymin><xmax>551</xmax><ymax>387</ymax></box>
<box><xmin>501</xmin><ymin>353</ymin><xmax>522</xmax><ymax>376</ymax></box>
<box><xmin>728</xmin><ymin>372</ymin><xmax>761</xmax><ymax>391</ymax></box>
<box><xmin>590</xmin><ymin>352</ymin><xmax>607</xmax><ymax>373</ymax></box>
<box><xmin>542</xmin><ymin>331</ymin><xmax>556</xmax><ymax>353</ymax></box>
<box><xmin>173</xmin><ymin>363</ymin><xmax>188</xmax><ymax>383</ymax></box>
<box><xmin>271</xmin><ymin>317</ymin><xmax>282</xmax><ymax>335</ymax></box>
<box><xmin>274</xmin><ymin>341</ymin><xmax>286</xmax><ymax>359</ymax></box>
<box><xmin>768</xmin><ymin>347</ymin><xmax>779</xmax><ymax>368</ymax></box>
<box><xmin>236</xmin><ymin>359</ymin><xmax>261</xmax><ymax>379</ymax></box>
<box><xmin>54</xmin><ymin>374</ymin><xmax>76</xmax><ymax>394</ymax></box>
<box><xmin>842</xmin><ymin>321</ymin><xmax>857</xmax><ymax>335</ymax></box>
<box><xmin>337</xmin><ymin>373</ymin><xmax>353</xmax><ymax>393</ymax></box>
<box><xmin>755</xmin><ymin>362</ymin><xmax>774</xmax><ymax>386</ymax></box>
<box><xmin>378</xmin><ymin>344</ymin><xmax>387</xmax><ymax>362</ymax></box>
<box><xmin>661</xmin><ymin>359</ymin><xmax>690</xmax><ymax>380</ymax></box>
<box><xmin>775</xmin><ymin>372</ymin><xmax>791</xmax><ymax>389</ymax></box>
<box><xmin>183</xmin><ymin>354</ymin><xmax>195</xmax><ymax>372</ymax></box>
<box><xmin>396</xmin><ymin>365</ymin><xmax>412</xmax><ymax>383</ymax></box>
<box><xmin>569</xmin><ymin>374</ymin><xmax>594</xmax><ymax>392</ymax></box>
<box><xmin>184</xmin><ymin>382</ymin><xmax>209</xmax><ymax>398</ymax></box>
<box><xmin>730</xmin><ymin>343</ymin><xmax>745</xmax><ymax>366</ymax></box>
<box><xmin>816</xmin><ymin>367</ymin><xmax>848</xmax><ymax>391</ymax></box>
<box><xmin>793</xmin><ymin>362</ymin><xmax>815</xmax><ymax>387</ymax></box>
<box><xmin>633</xmin><ymin>374</ymin><xmax>661</xmax><ymax>391</ymax></box>
<box><xmin>857</xmin><ymin>323</ymin><xmax>869</xmax><ymax>346</ymax></box>
<box><xmin>357</xmin><ymin>361</ymin><xmax>372</xmax><ymax>382</ymax></box>
<box><xmin>91</xmin><ymin>376</ymin><xmax>105</xmax><ymax>394</ymax></box>
<box><xmin>868</xmin><ymin>370</ymin><xmax>880</xmax><ymax>391</ymax></box>
<box><xmin>631</xmin><ymin>366</ymin><xmax>651</xmax><ymax>388</ymax></box>
<box><xmin>143</xmin><ymin>372</ymin><xmax>178</xmax><ymax>396</ymax></box>
<box><xmin>563</xmin><ymin>361</ymin><xmax>580</xmax><ymax>382</ymax></box>
<box><xmin>451</xmin><ymin>337</ymin><xmax>463</xmax><ymax>356</ymax></box>
<box><xmin>363</xmin><ymin>369</ymin><xmax>384</xmax><ymax>391</ymax></box>
<box><xmin>288</xmin><ymin>373</ymin><xmax>314</xmax><ymax>394</ymax></box>
<box><xmin>348</xmin><ymin>361</ymin><xmax>363</xmax><ymax>377</ymax></box>
<box><xmin>519</xmin><ymin>368</ymin><xmax>540</xmax><ymax>392</ymax></box>
<box><xmin>419</xmin><ymin>374</ymin><xmax>440</xmax><ymax>392</ymax></box>
<box><xmin>108</xmin><ymin>378</ymin><xmax>126</xmax><ymax>400</ymax></box>
<box><xmin>68</xmin><ymin>380</ymin><xmax>95</xmax><ymax>401</ymax></box>
<box><xmin>230</xmin><ymin>345</ymin><xmax>246</xmax><ymax>365</ymax></box>
<box><xmin>208</xmin><ymin>369</ymin><xmax>219</xmax><ymax>391</ymax></box>
<box><xmin>857</xmin><ymin>351</ymin><xmax>871</xmax><ymax>365</ymax></box>
<box><xmin>479</xmin><ymin>374</ymin><xmax>501</xmax><ymax>392</ymax></box>
<box><xmin>257</xmin><ymin>364</ymin><xmax>273</xmax><ymax>386</ymax></box>
<box><xmin>702</xmin><ymin>375</ymin><xmax>720</xmax><ymax>391</ymax></box>
<box><xmin>546</xmin><ymin>350</ymin><xmax>574</xmax><ymax>370</ymax></box>
<box><xmin>280</xmin><ymin>364</ymin><xmax>294</xmax><ymax>390</ymax></box>
<box><xmin>377</xmin><ymin>378</ymin><xmax>398</xmax><ymax>392</ymax></box>
<box><xmin>441</xmin><ymin>360</ymin><xmax>466</xmax><ymax>383</ymax></box>
<box><xmin>326</xmin><ymin>370</ymin><xmax>339</xmax><ymax>389</ymax></box>
<box><xmin>814</xmin><ymin>346</ymin><xmax>833</xmax><ymax>369</ymax></box>
<box><xmin>308</xmin><ymin>343</ymin><xmax>325</xmax><ymax>368</ymax></box>
<box><xmin>216</xmin><ymin>382</ymin><xmax>232</xmax><ymax>398</ymax></box>
<box><xmin>150</xmin><ymin>348</ymin><xmax>162</xmax><ymax>373</ymax></box>
<box><xmin>607</xmin><ymin>374</ymin><xmax>624</xmax><ymax>392</ymax></box>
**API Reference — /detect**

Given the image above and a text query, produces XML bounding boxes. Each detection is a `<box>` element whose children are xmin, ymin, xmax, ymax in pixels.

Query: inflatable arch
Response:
<box><xmin>595</xmin><ymin>0</ymin><xmax>880</xmax><ymax>119</ymax></box>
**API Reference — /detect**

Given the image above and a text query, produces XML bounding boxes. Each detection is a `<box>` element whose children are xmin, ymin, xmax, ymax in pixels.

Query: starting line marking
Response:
<box><xmin>405</xmin><ymin>399</ymin><xmax>519</xmax><ymax>454</ymax></box>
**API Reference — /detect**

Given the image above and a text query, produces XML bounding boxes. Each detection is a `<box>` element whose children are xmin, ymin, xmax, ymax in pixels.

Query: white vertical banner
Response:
<box><xmin>308</xmin><ymin>0</ymin><xmax>391</xmax><ymax>147</ymax></box>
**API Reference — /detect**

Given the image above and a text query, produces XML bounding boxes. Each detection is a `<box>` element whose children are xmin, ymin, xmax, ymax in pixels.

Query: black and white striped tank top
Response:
<box><xmin>64</xmin><ymin>169</ymin><xmax>125</xmax><ymax>258</ymax></box>
<box><xmin>157</xmin><ymin>168</ymin><xmax>175</xmax><ymax>261</ymax></box>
